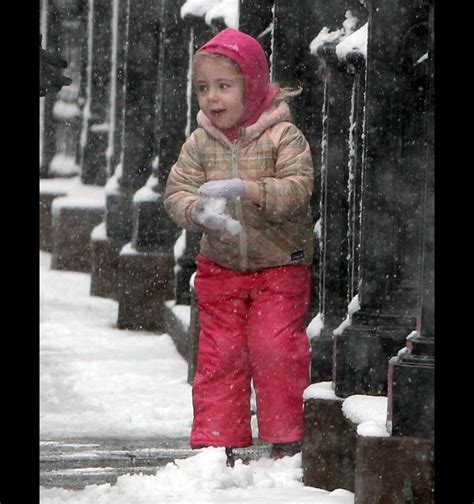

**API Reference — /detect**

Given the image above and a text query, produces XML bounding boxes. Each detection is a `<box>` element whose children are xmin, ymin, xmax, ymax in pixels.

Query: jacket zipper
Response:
<box><xmin>231</xmin><ymin>136</ymin><xmax>248</xmax><ymax>271</ymax></box>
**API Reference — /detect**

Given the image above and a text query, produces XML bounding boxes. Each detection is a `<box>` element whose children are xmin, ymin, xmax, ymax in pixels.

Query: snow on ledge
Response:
<box><xmin>180</xmin><ymin>0</ymin><xmax>238</xmax><ymax>28</ymax></box>
<box><xmin>304</xmin><ymin>383</ymin><xmax>390</xmax><ymax>437</ymax></box>
<box><xmin>306</xmin><ymin>313</ymin><xmax>324</xmax><ymax>340</ymax></box>
<box><xmin>40</xmin><ymin>176</ymin><xmax>81</xmax><ymax>195</ymax></box>
<box><xmin>165</xmin><ymin>300</ymin><xmax>191</xmax><ymax>329</ymax></box>
<box><xmin>309</xmin><ymin>10</ymin><xmax>359</xmax><ymax>56</ymax></box>
<box><xmin>51</xmin><ymin>195</ymin><xmax>105</xmax><ymax>214</ymax></box>
<box><xmin>303</xmin><ymin>381</ymin><xmax>339</xmax><ymax>401</ymax></box>
<box><xmin>91</xmin><ymin>222</ymin><xmax>107</xmax><ymax>241</ymax></box>
<box><xmin>45</xmin><ymin>177</ymin><xmax>106</xmax><ymax>215</ymax></box>
<box><xmin>333</xmin><ymin>295</ymin><xmax>360</xmax><ymax>336</ymax></box>
<box><xmin>342</xmin><ymin>395</ymin><xmax>389</xmax><ymax>437</ymax></box>
<box><xmin>335</xmin><ymin>22</ymin><xmax>368</xmax><ymax>63</ymax></box>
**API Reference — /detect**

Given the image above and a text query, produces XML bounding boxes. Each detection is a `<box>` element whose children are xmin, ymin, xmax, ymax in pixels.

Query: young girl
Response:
<box><xmin>164</xmin><ymin>28</ymin><xmax>315</xmax><ymax>466</ymax></box>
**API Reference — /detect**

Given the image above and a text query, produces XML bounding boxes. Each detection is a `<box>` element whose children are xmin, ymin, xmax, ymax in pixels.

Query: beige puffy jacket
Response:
<box><xmin>164</xmin><ymin>100</ymin><xmax>315</xmax><ymax>272</ymax></box>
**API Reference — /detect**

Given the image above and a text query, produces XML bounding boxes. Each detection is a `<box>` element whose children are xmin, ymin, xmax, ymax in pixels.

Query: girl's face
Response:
<box><xmin>193</xmin><ymin>55</ymin><xmax>245</xmax><ymax>130</ymax></box>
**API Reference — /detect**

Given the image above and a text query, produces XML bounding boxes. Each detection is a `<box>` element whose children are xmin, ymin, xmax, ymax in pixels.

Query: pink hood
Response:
<box><xmin>196</xmin><ymin>28</ymin><xmax>278</xmax><ymax>131</ymax></box>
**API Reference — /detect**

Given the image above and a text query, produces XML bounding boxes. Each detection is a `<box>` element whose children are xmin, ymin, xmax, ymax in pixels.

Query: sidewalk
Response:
<box><xmin>40</xmin><ymin>437</ymin><xmax>271</xmax><ymax>490</ymax></box>
<box><xmin>40</xmin><ymin>250</ymin><xmax>354</xmax><ymax>503</ymax></box>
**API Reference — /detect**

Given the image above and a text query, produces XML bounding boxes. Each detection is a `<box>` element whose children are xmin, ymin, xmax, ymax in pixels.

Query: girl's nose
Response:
<box><xmin>207</xmin><ymin>88</ymin><xmax>218</xmax><ymax>102</ymax></box>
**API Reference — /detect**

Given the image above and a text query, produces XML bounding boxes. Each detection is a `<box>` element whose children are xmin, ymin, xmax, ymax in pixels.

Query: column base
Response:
<box><xmin>302</xmin><ymin>395</ymin><xmax>434</xmax><ymax>501</ymax></box>
<box><xmin>310</xmin><ymin>333</ymin><xmax>333</xmax><ymax>382</ymax></box>
<box><xmin>355</xmin><ymin>435</ymin><xmax>434</xmax><ymax>503</ymax></box>
<box><xmin>302</xmin><ymin>397</ymin><xmax>356</xmax><ymax>491</ymax></box>
<box><xmin>388</xmin><ymin>353</ymin><xmax>435</xmax><ymax>437</ymax></box>
<box><xmin>40</xmin><ymin>191</ymin><xmax>68</xmax><ymax>252</ymax></box>
<box><xmin>333</xmin><ymin>314</ymin><xmax>414</xmax><ymax>397</ymax></box>
<box><xmin>162</xmin><ymin>301</ymin><xmax>190</xmax><ymax>361</ymax></box>
<box><xmin>51</xmin><ymin>202</ymin><xmax>104</xmax><ymax>272</ymax></box>
<box><xmin>90</xmin><ymin>223</ymin><xmax>126</xmax><ymax>300</ymax></box>
<box><xmin>116</xmin><ymin>246</ymin><xmax>175</xmax><ymax>331</ymax></box>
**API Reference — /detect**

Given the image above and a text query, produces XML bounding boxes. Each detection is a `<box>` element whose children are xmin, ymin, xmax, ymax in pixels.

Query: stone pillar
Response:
<box><xmin>238</xmin><ymin>0</ymin><xmax>273</xmax><ymax>59</ymax></box>
<box><xmin>333</xmin><ymin>0</ymin><xmax>429</xmax><ymax>397</ymax></box>
<box><xmin>387</xmin><ymin>0</ymin><xmax>434</xmax><ymax>439</ymax></box>
<box><xmin>175</xmin><ymin>232</ymin><xmax>200</xmax><ymax>305</ymax></box>
<box><xmin>89</xmin><ymin>0</ymin><xmax>128</xmax><ymax>299</ymax></box>
<box><xmin>116</xmin><ymin>0</ymin><xmax>195</xmax><ymax>331</ymax></box>
<box><xmin>106</xmin><ymin>0</ymin><xmax>127</xmax><ymax>177</ymax></box>
<box><xmin>41</xmin><ymin>0</ymin><xmax>86</xmax><ymax>179</ymax></box>
<box><xmin>311</xmin><ymin>44</ymin><xmax>353</xmax><ymax>382</ymax></box>
<box><xmin>40</xmin><ymin>188</ymin><xmax>68</xmax><ymax>252</ymax></box>
<box><xmin>40</xmin><ymin>0</ymin><xmax>60</xmax><ymax>178</ymax></box>
<box><xmin>107</xmin><ymin>0</ymin><xmax>161</xmax><ymax>327</ymax></box>
<box><xmin>79</xmin><ymin>0</ymin><xmax>114</xmax><ymax>186</ymax></box>
<box><xmin>282</xmin><ymin>1</ymin><xmax>365</xmax><ymax>382</ymax></box>
<box><xmin>105</xmin><ymin>0</ymin><xmax>157</xmax><ymax>244</ymax></box>
<box><xmin>91</xmin><ymin>0</ymin><xmax>155</xmax><ymax>299</ymax></box>
<box><xmin>270</xmin><ymin>0</ymin><xmax>322</xmax><ymax>378</ymax></box>
<box><xmin>169</xmin><ymin>16</ymin><xmax>215</xmax><ymax>306</ymax></box>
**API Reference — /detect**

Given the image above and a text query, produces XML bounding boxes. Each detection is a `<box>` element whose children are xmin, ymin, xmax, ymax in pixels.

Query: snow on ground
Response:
<box><xmin>40</xmin><ymin>249</ymin><xmax>354</xmax><ymax>503</ymax></box>
<box><xmin>40</xmin><ymin>251</ymin><xmax>193</xmax><ymax>439</ymax></box>
<box><xmin>40</xmin><ymin>448</ymin><xmax>353</xmax><ymax>503</ymax></box>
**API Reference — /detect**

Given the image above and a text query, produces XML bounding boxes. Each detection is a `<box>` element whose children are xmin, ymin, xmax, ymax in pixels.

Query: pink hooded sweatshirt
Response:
<box><xmin>195</xmin><ymin>28</ymin><xmax>279</xmax><ymax>139</ymax></box>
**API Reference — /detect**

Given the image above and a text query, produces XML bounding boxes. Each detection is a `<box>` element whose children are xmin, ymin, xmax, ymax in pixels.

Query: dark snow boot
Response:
<box><xmin>271</xmin><ymin>442</ymin><xmax>302</xmax><ymax>459</ymax></box>
<box><xmin>225</xmin><ymin>447</ymin><xmax>235</xmax><ymax>468</ymax></box>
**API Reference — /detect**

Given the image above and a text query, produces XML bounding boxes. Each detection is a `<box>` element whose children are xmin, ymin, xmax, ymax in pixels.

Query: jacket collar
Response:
<box><xmin>196</xmin><ymin>101</ymin><xmax>292</xmax><ymax>149</ymax></box>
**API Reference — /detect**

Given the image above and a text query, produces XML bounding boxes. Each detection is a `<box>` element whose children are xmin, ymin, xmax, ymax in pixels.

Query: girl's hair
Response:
<box><xmin>274</xmin><ymin>85</ymin><xmax>303</xmax><ymax>103</ymax></box>
<box><xmin>193</xmin><ymin>51</ymin><xmax>303</xmax><ymax>103</ymax></box>
<box><xmin>193</xmin><ymin>52</ymin><xmax>241</xmax><ymax>75</ymax></box>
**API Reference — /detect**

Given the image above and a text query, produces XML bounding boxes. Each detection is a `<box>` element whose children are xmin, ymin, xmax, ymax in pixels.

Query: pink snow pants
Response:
<box><xmin>190</xmin><ymin>254</ymin><xmax>311</xmax><ymax>448</ymax></box>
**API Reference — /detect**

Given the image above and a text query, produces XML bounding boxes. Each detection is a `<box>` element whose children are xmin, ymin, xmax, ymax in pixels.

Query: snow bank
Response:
<box><xmin>40</xmin><ymin>448</ymin><xmax>354</xmax><ymax>503</ymax></box>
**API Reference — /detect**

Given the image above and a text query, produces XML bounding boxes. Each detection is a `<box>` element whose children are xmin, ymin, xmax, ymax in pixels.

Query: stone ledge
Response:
<box><xmin>51</xmin><ymin>203</ymin><xmax>104</xmax><ymax>272</ymax></box>
<box><xmin>355</xmin><ymin>435</ymin><xmax>434</xmax><ymax>503</ymax></box>
<box><xmin>40</xmin><ymin>190</ymin><xmax>68</xmax><ymax>252</ymax></box>
<box><xmin>116</xmin><ymin>245</ymin><xmax>175</xmax><ymax>331</ymax></box>
<box><xmin>303</xmin><ymin>396</ymin><xmax>356</xmax><ymax>492</ymax></box>
<box><xmin>162</xmin><ymin>300</ymin><xmax>191</xmax><ymax>362</ymax></box>
<box><xmin>302</xmin><ymin>392</ymin><xmax>434</xmax><ymax>501</ymax></box>
<box><xmin>90</xmin><ymin>223</ymin><xmax>126</xmax><ymax>300</ymax></box>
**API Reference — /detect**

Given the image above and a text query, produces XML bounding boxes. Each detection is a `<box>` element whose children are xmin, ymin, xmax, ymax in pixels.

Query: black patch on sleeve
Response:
<box><xmin>291</xmin><ymin>250</ymin><xmax>304</xmax><ymax>261</ymax></box>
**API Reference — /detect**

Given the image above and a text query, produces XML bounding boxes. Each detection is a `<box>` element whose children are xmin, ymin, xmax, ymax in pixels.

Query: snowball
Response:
<box><xmin>200</xmin><ymin>197</ymin><xmax>242</xmax><ymax>235</ymax></box>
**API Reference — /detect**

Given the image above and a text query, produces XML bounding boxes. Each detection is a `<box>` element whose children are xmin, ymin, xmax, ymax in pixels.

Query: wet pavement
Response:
<box><xmin>40</xmin><ymin>437</ymin><xmax>271</xmax><ymax>490</ymax></box>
